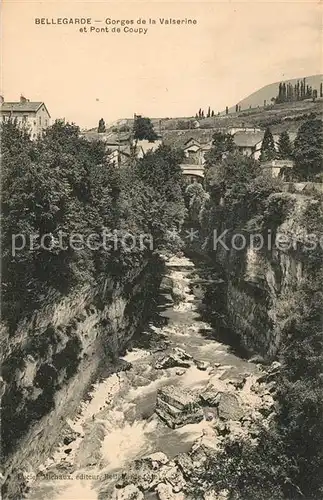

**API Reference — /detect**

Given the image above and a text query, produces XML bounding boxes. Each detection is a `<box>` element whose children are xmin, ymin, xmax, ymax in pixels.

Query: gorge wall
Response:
<box><xmin>1</xmin><ymin>258</ymin><xmax>162</xmax><ymax>499</ymax></box>
<box><xmin>188</xmin><ymin>192</ymin><xmax>322</xmax><ymax>359</ymax></box>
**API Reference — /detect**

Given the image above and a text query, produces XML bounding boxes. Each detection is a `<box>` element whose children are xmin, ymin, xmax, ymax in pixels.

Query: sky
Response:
<box><xmin>1</xmin><ymin>0</ymin><xmax>322</xmax><ymax>129</ymax></box>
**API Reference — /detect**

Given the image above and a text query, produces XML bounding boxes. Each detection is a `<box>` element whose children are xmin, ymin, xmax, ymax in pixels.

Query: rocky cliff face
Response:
<box><xmin>197</xmin><ymin>193</ymin><xmax>320</xmax><ymax>359</ymax></box>
<box><xmin>1</xmin><ymin>259</ymin><xmax>161</xmax><ymax>499</ymax></box>
<box><xmin>225</xmin><ymin>247</ymin><xmax>304</xmax><ymax>357</ymax></box>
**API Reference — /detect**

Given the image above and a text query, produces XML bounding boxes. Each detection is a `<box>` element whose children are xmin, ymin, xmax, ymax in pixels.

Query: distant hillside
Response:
<box><xmin>85</xmin><ymin>75</ymin><xmax>323</xmax><ymax>134</ymax></box>
<box><xmin>227</xmin><ymin>74</ymin><xmax>323</xmax><ymax>113</ymax></box>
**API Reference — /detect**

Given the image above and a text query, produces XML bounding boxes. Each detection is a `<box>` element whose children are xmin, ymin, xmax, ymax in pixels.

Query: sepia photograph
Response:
<box><xmin>1</xmin><ymin>1</ymin><xmax>322</xmax><ymax>499</ymax></box>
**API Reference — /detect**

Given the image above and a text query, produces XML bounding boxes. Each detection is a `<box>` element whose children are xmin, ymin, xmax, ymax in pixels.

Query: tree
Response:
<box><xmin>211</xmin><ymin>110</ymin><xmax>215</xmax><ymax>117</ymax></box>
<box><xmin>225</xmin><ymin>106</ymin><xmax>229</xmax><ymax>115</ymax></box>
<box><xmin>260</xmin><ymin>127</ymin><xmax>276</xmax><ymax>161</ymax></box>
<box><xmin>98</xmin><ymin>118</ymin><xmax>106</xmax><ymax>133</ymax></box>
<box><xmin>320</xmin><ymin>83</ymin><xmax>323</xmax><ymax>98</ymax></box>
<box><xmin>277</xmin><ymin>131</ymin><xmax>293</xmax><ymax>159</ymax></box>
<box><xmin>207</xmin><ymin>106</ymin><xmax>211</xmax><ymax>118</ymax></box>
<box><xmin>293</xmin><ymin>118</ymin><xmax>323</xmax><ymax>180</ymax></box>
<box><xmin>204</xmin><ymin>131</ymin><xmax>235</xmax><ymax>165</ymax></box>
<box><xmin>185</xmin><ymin>182</ymin><xmax>208</xmax><ymax>224</ymax></box>
<box><xmin>133</xmin><ymin>115</ymin><xmax>158</xmax><ymax>142</ymax></box>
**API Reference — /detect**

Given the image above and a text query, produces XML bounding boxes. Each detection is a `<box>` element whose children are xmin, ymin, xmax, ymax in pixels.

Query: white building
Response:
<box><xmin>1</xmin><ymin>96</ymin><xmax>51</xmax><ymax>139</ymax></box>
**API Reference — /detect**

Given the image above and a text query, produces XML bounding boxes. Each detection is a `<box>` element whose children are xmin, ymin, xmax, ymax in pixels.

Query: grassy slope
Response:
<box><xmin>85</xmin><ymin>74</ymin><xmax>323</xmax><ymax>136</ymax></box>
<box><xmin>162</xmin><ymin>100</ymin><xmax>323</xmax><ymax>147</ymax></box>
<box><xmin>227</xmin><ymin>74</ymin><xmax>323</xmax><ymax>113</ymax></box>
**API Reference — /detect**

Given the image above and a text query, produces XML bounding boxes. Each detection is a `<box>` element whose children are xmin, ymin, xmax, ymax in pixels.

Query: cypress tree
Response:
<box><xmin>282</xmin><ymin>83</ymin><xmax>287</xmax><ymax>101</ymax></box>
<box><xmin>277</xmin><ymin>131</ymin><xmax>293</xmax><ymax>159</ymax></box>
<box><xmin>297</xmin><ymin>81</ymin><xmax>300</xmax><ymax>100</ymax></box>
<box><xmin>260</xmin><ymin>127</ymin><xmax>276</xmax><ymax>161</ymax></box>
<box><xmin>98</xmin><ymin>118</ymin><xmax>106</xmax><ymax>133</ymax></box>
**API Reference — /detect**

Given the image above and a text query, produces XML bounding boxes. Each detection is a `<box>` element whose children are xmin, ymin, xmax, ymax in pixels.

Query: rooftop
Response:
<box><xmin>233</xmin><ymin>131</ymin><xmax>264</xmax><ymax>148</ymax></box>
<box><xmin>1</xmin><ymin>101</ymin><xmax>50</xmax><ymax>116</ymax></box>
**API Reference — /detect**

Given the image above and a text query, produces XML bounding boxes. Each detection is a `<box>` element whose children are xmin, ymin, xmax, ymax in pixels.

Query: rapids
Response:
<box><xmin>25</xmin><ymin>255</ymin><xmax>257</xmax><ymax>500</ymax></box>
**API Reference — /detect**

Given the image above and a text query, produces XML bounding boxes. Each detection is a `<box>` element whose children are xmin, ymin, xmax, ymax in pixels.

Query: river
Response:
<box><xmin>25</xmin><ymin>255</ymin><xmax>259</xmax><ymax>500</ymax></box>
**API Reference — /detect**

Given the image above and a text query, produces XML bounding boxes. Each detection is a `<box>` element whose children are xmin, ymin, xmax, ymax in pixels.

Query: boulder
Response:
<box><xmin>204</xmin><ymin>489</ymin><xmax>229</xmax><ymax>500</ymax></box>
<box><xmin>160</xmin><ymin>276</ymin><xmax>174</xmax><ymax>293</ymax></box>
<box><xmin>115</xmin><ymin>360</ymin><xmax>133</xmax><ymax>373</ymax></box>
<box><xmin>248</xmin><ymin>354</ymin><xmax>265</xmax><ymax>364</ymax></box>
<box><xmin>194</xmin><ymin>360</ymin><xmax>210</xmax><ymax>371</ymax></box>
<box><xmin>155</xmin><ymin>483</ymin><xmax>185</xmax><ymax>500</ymax></box>
<box><xmin>61</xmin><ymin>424</ymin><xmax>80</xmax><ymax>446</ymax></box>
<box><xmin>155</xmin><ymin>348</ymin><xmax>192</xmax><ymax>370</ymax></box>
<box><xmin>214</xmin><ymin>421</ymin><xmax>231</xmax><ymax>437</ymax></box>
<box><xmin>118</xmin><ymin>460</ymin><xmax>155</xmax><ymax>491</ymax></box>
<box><xmin>111</xmin><ymin>484</ymin><xmax>144</xmax><ymax>500</ymax></box>
<box><xmin>199</xmin><ymin>379</ymin><xmax>228</xmax><ymax>407</ymax></box>
<box><xmin>175</xmin><ymin>368</ymin><xmax>186</xmax><ymax>376</ymax></box>
<box><xmin>156</xmin><ymin>385</ymin><xmax>204</xmax><ymax>429</ymax></box>
<box><xmin>157</xmin><ymin>385</ymin><xmax>199</xmax><ymax>411</ymax></box>
<box><xmin>228</xmin><ymin>374</ymin><xmax>247</xmax><ymax>390</ymax></box>
<box><xmin>199</xmin><ymin>389</ymin><xmax>221</xmax><ymax>407</ymax></box>
<box><xmin>175</xmin><ymin>453</ymin><xmax>195</xmax><ymax>480</ymax></box>
<box><xmin>143</xmin><ymin>452</ymin><xmax>169</xmax><ymax>469</ymax></box>
<box><xmin>156</xmin><ymin>400</ymin><xmax>204</xmax><ymax>429</ymax></box>
<box><xmin>217</xmin><ymin>393</ymin><xmax>243</xmax><ymax>421</ymax></box>
<box><xmin>165</xmin><ymin>466</ymin><xmax>186</xmax><ymax>492</ymax></box>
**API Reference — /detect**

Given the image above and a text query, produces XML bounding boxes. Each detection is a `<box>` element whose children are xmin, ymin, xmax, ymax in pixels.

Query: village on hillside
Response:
<box><xmin>1</xmin><ymin>75</ymin><xmax>322</xmax><ymax>187</ymax></box>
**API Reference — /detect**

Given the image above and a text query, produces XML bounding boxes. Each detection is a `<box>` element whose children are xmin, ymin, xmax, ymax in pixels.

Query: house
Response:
<box><xmin>106</xmin><ymin>145</ymin><xmax>131</xmax><ymax>167</ymax></box>
<box><xmin>134</xmin><ymin>139</ymin><xmax>162</xmax><ymax>159</ymax></box>
<box><xmin>232</xmin><ymin>131</ymin><xmax>264</xmax><ymax>159</ymax></box>
<box><xmin>228</xmin><ymin>126</ymin><xmax>262</xmax><ymax>135</ymax></box>
<box><xmin>261</xmin><ymin>159</ymin><xmax>294</xmax><ymax>178</ymax></box>
<box><xmin>1</xmin><ymin>95</ymin><xmax>51</xmax><ymax>139</ymax></box>
<box><xmin>183</xmin><ymin>137</ymin><xmax>212</xmax><ymax>165</ymax></box>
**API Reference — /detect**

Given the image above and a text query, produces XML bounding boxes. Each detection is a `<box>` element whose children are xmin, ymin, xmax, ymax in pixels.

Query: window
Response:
<box><xmin>39</xmin><ymin>116</ymin><xmax>41</xmax><ymax>125</ymax></box>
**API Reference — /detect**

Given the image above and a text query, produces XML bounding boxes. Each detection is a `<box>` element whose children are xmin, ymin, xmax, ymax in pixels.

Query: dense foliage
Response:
<box><xmin>277</xmin><ymin>131</ymin><xmax>293</xmax><ymax>159</ymax></box>
<box><xmin>260</xmin><ymin>126</ymin><xmax>276</xmax><ymax>161</ymax></box>
<box><xmin>1</xmin><ymin>120</ymin><xmax>185</xmax><ymax>329</ymax></box>
<box><xmin>184</xmin><ymin>182</ymin><xmax>208</xmax><ymax>225</ymax></box>
<box><xmin>133</xmin><ymin>115</ymin><xmax>158</xmax><ymax>141</ymax></box>
<box><xmin>204</xmin><ymin>131</ymin><xmax>235</xmax><ymax>165</ymax></box>
<box><xmin>193</xmin><ymin>133</ymin><xmax>323</xmax><ymax>500</ymax></box>
<box><xmin>293</xmin><ymin>118</ymin><xmax>323</xmax><ymax>181</ymax></box>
